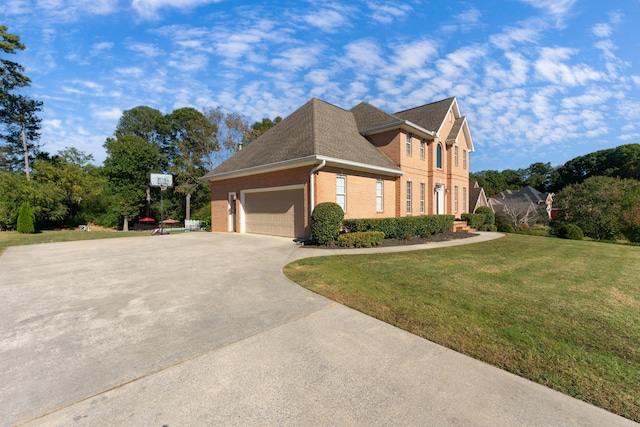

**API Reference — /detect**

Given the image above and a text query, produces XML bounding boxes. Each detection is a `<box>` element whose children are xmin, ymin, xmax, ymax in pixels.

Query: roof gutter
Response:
<box><xmin>309</xmin><ymin>159</ymin><xmax>326</xmax><ymax>220</ymax></box>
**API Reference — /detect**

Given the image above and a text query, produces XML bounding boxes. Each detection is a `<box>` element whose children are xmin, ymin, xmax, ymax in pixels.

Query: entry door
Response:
<box><xmin>435</xmin><ymin>184</ymin><xmax>445</xmax><ymax>214</ymax></box>
<box><xmin>228</xmin><ymin>193</ymin><xmax>237</xmax><ymax>232</ymax></box>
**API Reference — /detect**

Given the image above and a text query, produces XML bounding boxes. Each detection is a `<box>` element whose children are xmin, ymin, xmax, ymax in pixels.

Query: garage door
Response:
<box><xmin>244</xmin><ymin>189</ymin><xmax>305</xmax><ymax>238</ymax></box>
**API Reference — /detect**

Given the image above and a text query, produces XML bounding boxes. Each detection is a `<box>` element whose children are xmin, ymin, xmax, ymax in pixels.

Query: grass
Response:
<box><xmin>0</xmin><ymin>230</ymin><xmax>143</xmax><ymax>256</ymax></box>
<box><xmin>283</xmin><ymin>234</ymin><xmax>640</xmax><ymax>422</ymax></box>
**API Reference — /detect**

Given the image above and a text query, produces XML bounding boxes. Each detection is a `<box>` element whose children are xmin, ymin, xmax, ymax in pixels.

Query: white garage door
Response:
<box><xmin>244</xmin><ymin>189</ymin><xmax>305</xmax><ymax>238</ymax></box>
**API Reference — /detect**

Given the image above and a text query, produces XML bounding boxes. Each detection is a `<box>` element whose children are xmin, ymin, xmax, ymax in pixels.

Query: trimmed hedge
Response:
<box><xmin>556</xmin><ymin>223</ymin><xmax>584</xmax><ymax>240</ymax></box>
<box><xmin>461</xmin><ymin>213</ymin><xmax>486</xmax><ymax>230</ymax></box>
<box><xmin>337</xmin><ymin>231</ymin><xmax>385</xmax><ymax>248</ymax></box>
<box><xmin>342</xmin><ymin>215</ymin><xmax>454</xmax><ymax>239</ymax></box>
<box><xmin>311</xmin><ymin>202</ymin><xmax>344</xmax><ymax>245</ymax></box>
<box><xmin>478</xmin><ymin>224</ymin><xmax>498</xmax><ymax>232</ymax></box>
<box><xmin>474</xmin><ymin>206</ymin><xmax>495</xmax><ymax>225</ymax></box>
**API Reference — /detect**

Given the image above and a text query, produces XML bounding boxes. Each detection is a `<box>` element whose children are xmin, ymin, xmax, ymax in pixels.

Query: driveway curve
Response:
<box><xmin>0</xmin><ymin>232</ymin><xmax>634</xmax><ymax>426</ymax></box>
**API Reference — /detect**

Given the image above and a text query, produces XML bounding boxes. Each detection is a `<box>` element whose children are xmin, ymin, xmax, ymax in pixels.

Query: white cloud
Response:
<box><xmin>560</xmin><ymin>88</ymin><xmax>615</xmax><ymax>109</ymax></box>
<box><xmin>131</xmin><ymin>0</ymin><xmax>222</xmax><ymax>19</ymax></box>
<box><xmin>489</xmin><ymin>18</ymin><xmax>547</xmax><ymax>50</ymax></box>
<box><xmin>366</xmin><ymin>2</ymin><xmax>412</xmax><ymax>24</ymax></box>
<box><xmin>127</xmin><ymin>42</ymin><xmax>163</xmax><ymax>58</ymax></box>
<box><xmin>92</xmin><ymin>106</ymin><xmax>122</xmax><ymax>121</ymax></box>
<box><xmin>484</xmin><ymin>52</ymin><xmax>529</xmax><ymax>88</ymax></box>
<box><xmin>92</xmin><ymin>41</ymin><xmax>113</xmax><ymax>51</ymax></box>
<box><xmin>534</xmin><ymin>47</ymin><xmax>602</xmax><ymax>86</ymax></box>
<box><xmin>168</xmin><ymin>52</ymin><xmax>208</xmax><ymax>72</ymax></box>
<box><xmin>115</xmin><ymin>67</ymin><xmax>145</xmax><ymax>78</ymax></box>
<box><xmin>271</xmin><ymin>45</ymin><xmax>325</xmax><ymax>72</ymax></box>
<box><xmin>592</xmin><ymin>23</ymin><xmax>612</xmax><ymax>38</ymax></box>
<box><xmin>301</xmin><ymin>6</ymin><xmax>352</xmax><ymax>33</ymax></box>
<box><xmin>519</xmin><ymin>0</ymin><xmax>577</xmax><ymax>22</ymax></box>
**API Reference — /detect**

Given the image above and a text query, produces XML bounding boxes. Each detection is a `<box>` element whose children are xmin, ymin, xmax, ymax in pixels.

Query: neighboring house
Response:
<box><xmin>489</xmin><ymin>186</ymin><xmax>555</xmax><ymax>221</ymax></box>
<box><xmin>469</xmin><ymin>181</ymin><xmax>490</xmax><ymax>213</ymax></box>
<box><xmin>201</xmin><ymin>97</ymin><xmax>475</xmax><ymax>239</ymax></box>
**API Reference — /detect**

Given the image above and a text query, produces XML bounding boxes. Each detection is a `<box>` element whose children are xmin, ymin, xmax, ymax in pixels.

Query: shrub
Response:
<box><xmin>337</xmin><ymin>231</ymin><xmax>385</xmax><ymax>248</ymax></box>
<box><xmin>556</xmin><ymin>223</ymin><xmax>584</xmax><ymax>240</ymax></box>
<box><xmin>342</xmin><ymin>215</ymin><xmax>454</xmax><ymax>239</ymax></box>
<box><xmin>621</xmin><ymin>206</ymin><xmax>640</xmax><ymax>243</ymax></box>
<box><xmin>311</xmin><ymin>202</ymin><xmax>344</xmax><ymax>245</ymax></box>
<box><xmin>461</xmin><ymin>213</ymin><xmax>486</xmax><ymax>230</ymax></box>
<box><xmin>474</xmin><ymin>206</ymin><xmax>495</xmax><ymax>225</ymax></box>
<box><xmin>17</xmin><ymin>201</ymin><xmax>35</xmax><ymax>234</ymax></box>
<box><xmin>497</xmin><ymin>222</ymin><xmax>515</xmax><ymax>233</ymax></box>
<box><xmin>479</xmin><ymin>224</ymin><xmax>497</xmax><ymax>232</ymax></box>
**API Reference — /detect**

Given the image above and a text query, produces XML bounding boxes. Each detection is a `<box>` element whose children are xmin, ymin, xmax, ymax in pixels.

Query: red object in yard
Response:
<box><xmin>139</xmin><ymin>217</ymin><xmax>156</xmax><ymax>222</ymax></box>
<box><xmin>162</xmin><ymin>219</ymin><xmax>179</xmax><ymax>224</ymax></box>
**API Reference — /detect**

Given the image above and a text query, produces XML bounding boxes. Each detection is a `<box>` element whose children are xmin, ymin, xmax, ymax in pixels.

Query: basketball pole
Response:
<box><xmin>160</xmin><ymin>185</ymin><xmax>167</xmax><ymax>234</ymax></box>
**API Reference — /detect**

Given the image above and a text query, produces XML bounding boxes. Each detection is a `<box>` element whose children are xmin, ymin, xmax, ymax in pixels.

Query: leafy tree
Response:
<box><xmin>0</xmin><ymin>26</ymin><xmax>43</xmax><ymax>179</ymax></box>
<box><xmin>32</xmin><ymin>148</ymin><xmax>104</xmax><ymax>225</ymax></box>
<box><xmin>16</xmin><ymin>201</ymin><xmax>35</xmax><ymax>233</ymax></box>
<box><xmin>553</xmin><ymin>176</ymin><xmax>640</xmax><ymax>240</ymax></box>
<box><xmin>522</xmin><ymin>162</ymin><xmax>558</xmax><ymax>192</ymax></box>
<box><xmin>115</xmin><ymin>106</ymin><xmax>165</xmax><ymax>145</ymax></box>
<box><xmin>103</xmin><ymin>135</ymin><xmax>162</xmax><ymax>231</ymax></box>
<box><xmin>250</xmin><ymin>116</ymin><xmax>281</xmax><ymax>139</ymax></box>
<box><xmin>163</xmin><ymin>107</ymin><xmax>218</xmax><ymax>220</ymax></box>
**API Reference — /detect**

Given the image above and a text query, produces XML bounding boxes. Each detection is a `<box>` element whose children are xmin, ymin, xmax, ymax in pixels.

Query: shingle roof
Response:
<box><xmin>394</xmin><ymin>97</ymin><xmax>455</xmax><ymax>133</ymax></box>
<box><xmin>202</xmin><ymin>98</ymin><xmax>400</xmax><ymax>179</ymax></box>
<box><xmin>350</xmin><ymin>102</ymin><xmax>403</xmax><ymax>133</ymax></box>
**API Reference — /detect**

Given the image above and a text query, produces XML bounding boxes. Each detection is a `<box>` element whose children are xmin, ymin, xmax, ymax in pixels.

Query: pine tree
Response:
<box><xmin>16</xmin><ymin>201</ymin><xmax>35</xmax><ymax>233</ymax></box>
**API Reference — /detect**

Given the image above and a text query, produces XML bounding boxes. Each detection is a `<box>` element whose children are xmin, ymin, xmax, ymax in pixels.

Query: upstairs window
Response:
<box><xmin>336</xmin><ymin>175</ymin><xmax>346</xmax><ymax>211</ymax></box>
<box><xmin>436</xmin><ymin>143</ymin><xmax>443</xmax><ymax>169</ymax></box>
<box><xmin>420</xmin><ymin>183</ymin><xmax>425</xmax><ymax>214</ymax></box>
<box><xmin>420</xmin><ymin>139</ymin><xmax>425</xmax><ymax>159</ymax></box>
<box><xmin>454</xmin><ymin>186</ymin><xmax>458</xmax><ymax>213</ymax></box>
<box><xmin>405</xmin><ymin>133</ymin><xmax>412</xmax><ymax>155</ymax></box>
<box><xmin>463</xmin><ymin>150</ymin><xmax>467</xmax><ymax>169</ymax></box>
<box><xmin>376</xmin><ymin>180</ymin><xmax>383</xmax><ymax>212</ymax></box>
<box><xmin>406</xmin><ymin>181</ymin><xmax>412</xmax><ymax>214</ymax></box>
<box><xmin>454</xmin><ymin>146</ymin><xmax>458</xmax><ymax>167</ymax></box>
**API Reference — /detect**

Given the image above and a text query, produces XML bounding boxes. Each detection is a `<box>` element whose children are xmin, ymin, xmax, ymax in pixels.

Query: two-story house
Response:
<box><xmin>201</xmin><ymin>97</ymin><xmax>474</xmax><ymax>239</ymax></box>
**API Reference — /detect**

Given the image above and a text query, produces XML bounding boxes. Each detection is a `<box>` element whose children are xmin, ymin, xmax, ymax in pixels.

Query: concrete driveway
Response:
<box><xmin>0</xmin><ymin>232</ymin><xmax>635</xmax><ymax>426</ymax></box>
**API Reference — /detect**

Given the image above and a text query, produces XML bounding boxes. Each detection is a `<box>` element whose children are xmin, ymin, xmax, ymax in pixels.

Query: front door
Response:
<box><xmin>228</xmin><ymin>193</ymin><xmax>237</xmax><ymax>232</ymax></box>
<box><xmin>435</xmin><ymin>184</ymin><xmax>445</xmax><ymax>214</ymax></box>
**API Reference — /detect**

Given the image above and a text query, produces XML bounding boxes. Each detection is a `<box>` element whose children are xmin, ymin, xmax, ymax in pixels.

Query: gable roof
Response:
<box><xmin>351</xmin><ymin>102</ymin><xmax>436</xmax><ymax>140</ymax></box>
<box><xmin>202</xmin><ymin>98</ymin><xmax>402</xmax><ymax>181</ymax></box>
<box><xmin>394</xmin><ymin>97</ymin><xmax>456</xmax><ymax>133</ymax></box>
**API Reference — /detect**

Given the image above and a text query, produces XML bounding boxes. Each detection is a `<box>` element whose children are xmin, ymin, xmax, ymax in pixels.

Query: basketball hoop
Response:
<box><xmin>150</xmin><ymin>174</ymin><xmax>173</xmax><ymax>235</ymax></box>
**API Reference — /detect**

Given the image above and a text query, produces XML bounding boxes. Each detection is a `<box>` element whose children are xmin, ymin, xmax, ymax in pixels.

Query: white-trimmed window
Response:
<box><xmin>436</xmin><ymin>143</ymin><xmax>443</xmax><ymax>169</ymax></box>
<box><xmin>336</xmin><ymin>175</ymin><xmax>346</xmax><ymax>211</ymax></box>
<box><xmin>420</xmin><ymin>139</ymin><xmax>425</xmax><ymax>159</ymax></box>
<box><xmin>454</xmin><ymin>186</ymin><xmax>459</xmax><ymax>213</ymax></box>
<box><xmin>454</xmin><ymin>146</ymin><xmax>459</xmax><ymax>167</ymax></box>
<box><xmin>406</xmin><ymin>181</ymin><xmax>412</xmax><ymax>214</ymax></box>
<box><xmin>420</xmin><ymin>183</ymin><xmax>425</xmax><ymax>214</ymax></box>
<box><xmin>405</xmin><ymin>133</ymin><xmax>412</xmax><ymax>155</ymax></box>
<box><xmin>463</xmin><ymin>150</ymin><xmax>467</xmax><ymax>169</ymax></box>
<box><xmin>463</xmin><ymin>187</ymin><xmax>467</xmax><ymax>213</ymax></box>
<box><xmin>376</xmin><ymin>180</ymin><xmax>383</xmax><ymax>212</ymax></box>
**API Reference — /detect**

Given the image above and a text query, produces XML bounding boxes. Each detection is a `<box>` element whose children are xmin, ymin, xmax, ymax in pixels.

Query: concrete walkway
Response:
<box><xmin>0</xmin><ymin>232</ymin><xmax>635</xmax><ymax>426</ymax></box>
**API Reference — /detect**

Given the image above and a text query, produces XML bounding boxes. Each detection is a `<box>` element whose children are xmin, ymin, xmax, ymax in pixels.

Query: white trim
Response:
<box><xmin>227</xmin><ymin>192</ymin><xmax>236</xmax><ymax>232</ymax></box>
<box><xmin>202</xmin><ymin>155</ymin><xmax>403</xmax><ymax>182</ymax></box>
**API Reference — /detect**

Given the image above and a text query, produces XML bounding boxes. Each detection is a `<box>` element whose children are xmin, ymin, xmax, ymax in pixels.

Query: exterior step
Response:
<box><xmin>451</xmin><ymin>221</ymin><xmax>476</xmax><ymax>233</ymax></box>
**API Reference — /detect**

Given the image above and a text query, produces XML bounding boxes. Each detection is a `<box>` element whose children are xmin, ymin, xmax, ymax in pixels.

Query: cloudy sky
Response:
<box><xmin>2</xmin><ymin>0</ymin><xmax>639</xmax><ymax>171</ymax></box>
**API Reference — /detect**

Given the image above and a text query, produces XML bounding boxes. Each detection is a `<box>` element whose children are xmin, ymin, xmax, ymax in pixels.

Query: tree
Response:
<box><xmin>553</xmin><ymin>176</ymin><xmax>640</xmax><ymax>240</ymax></box>
<box><xmin>495</xmin><ymin>200</ymin><xmax>545</xmax><ymax>231</ymax></box>
<box><xmin>103</xmin><ymin>135</ymin><xmax>162</xmax><ymax>231</ymax></box>
<box><xmin>163</xmin><ymin>107</ymin><xmax>218</xmax><ymax>220</ymax></box>
<box><xmin>250</xmin><ymin>116</ymin><xmax>281</xmax><ymax>140</ymax></box>
<box><xmin>522</xmin><ymin>162</ymin><xmax>558</xmax><ymax>192</ymax></box>
<box><xmin>0</xmin><ymin>26</ymin><xmax>43</xmax><ymax>179</ymax></box>
<box><xmin>16</xmin><ymin>201</ymin><xmax>35</xmax><ymax>233</ymax></box>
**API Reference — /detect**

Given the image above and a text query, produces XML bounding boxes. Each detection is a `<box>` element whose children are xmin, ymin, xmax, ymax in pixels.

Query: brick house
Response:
<box><xmin>201</xmin><ymin>97</ymin><xmax>474</xmax><ymax>239</ymax></box>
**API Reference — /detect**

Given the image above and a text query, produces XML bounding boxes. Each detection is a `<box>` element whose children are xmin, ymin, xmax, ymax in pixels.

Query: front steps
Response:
<box><xmin>452</xmin><ymin>220</ymin><xmax>475</xmax><ymax>233</ymax></box>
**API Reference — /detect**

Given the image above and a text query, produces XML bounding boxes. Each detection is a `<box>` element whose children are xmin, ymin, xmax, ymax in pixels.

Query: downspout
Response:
<box><xmin>309</xmin><ymin>159</ymin><xmax>327</xmax><ymax>225</ymax></box>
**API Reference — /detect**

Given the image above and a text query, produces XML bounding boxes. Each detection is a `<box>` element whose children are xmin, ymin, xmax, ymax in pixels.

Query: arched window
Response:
<box><xmin>436</xmin><ymin>143</ymin><xmax>443</xmax><ymax>169</ymax></box>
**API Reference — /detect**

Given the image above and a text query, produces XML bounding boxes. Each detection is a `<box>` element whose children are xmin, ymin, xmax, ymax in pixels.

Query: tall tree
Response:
<box><xmin>0</xmin><ymin>26</ymin><xmax>43</xmax><ymax>179</ymax></box>
<box><xmin>164</xmin><ymin>107</ymin><xmax>218</xmax><ymax>220</ymax></box>
<box><xmin>250</xmin><ymin>116</ymin><xmax>281</xmax><ymax>140</ymax></box>
<box><xmin>103</xmin><ymin>135</ymin><xmax>162</xmax><ymax>231</ymax></box>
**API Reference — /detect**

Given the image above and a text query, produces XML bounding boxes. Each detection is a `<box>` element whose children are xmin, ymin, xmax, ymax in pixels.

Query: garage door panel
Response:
<box><xmin>244</xmin><ymin>189</ymin><xmax>304</xmax><ymax>238</ymax></box>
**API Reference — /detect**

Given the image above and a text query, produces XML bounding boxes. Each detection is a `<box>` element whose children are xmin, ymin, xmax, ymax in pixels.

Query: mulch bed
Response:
<box><xmin>302</xmin><ymin>231</ymin><xmax>479</xmax><ymax>249</ymax></box>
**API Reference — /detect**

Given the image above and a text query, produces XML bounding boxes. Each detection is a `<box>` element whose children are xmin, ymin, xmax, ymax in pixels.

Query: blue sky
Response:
<box><xmin>2</xmin><ymin>0</ymin><xmax>639</xmax><ymax>172</ymax></box>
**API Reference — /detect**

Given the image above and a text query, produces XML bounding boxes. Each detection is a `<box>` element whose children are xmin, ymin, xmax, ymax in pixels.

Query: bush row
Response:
<box><xmin>337</xmin><ymin>231</ymin><xmax>385</xmax><ymax>248</ymax></box>
<box><xmin>342</xmin><ymin>215</ymin><xmax>455</xmax><ymax>239</ymax></box>
<box><xmin>460</xmin><ymin>213</ymin><xmax>486</xmax><ymax>229</ymax></box>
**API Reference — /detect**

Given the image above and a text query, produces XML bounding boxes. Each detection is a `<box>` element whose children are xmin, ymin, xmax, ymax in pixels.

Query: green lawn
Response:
<box><xmin>0</xmin><ymin>230</ymin><xmax>143</xmax><ymax>256</ymax></box>
<box><xmin>284</xmin><ymin>234</ymin><xmax>640</xmax><ymax>422</ymax></box>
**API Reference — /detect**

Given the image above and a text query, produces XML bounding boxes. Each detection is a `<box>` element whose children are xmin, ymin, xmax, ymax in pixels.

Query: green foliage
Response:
<box><xmin>461</xmin><ymin>213</ymin><xmax>486</xmax><ymax>229</ymax></box>
<box><xmin>342</xmin><ymin>215</ymin><xmax>455</xmax><ymax>239</ymax></box>
<box><xmin>478</xmin><ymin>224</ymin><xmax>498</xmax><ymax>232</ymax></box>
<box><xmin>553</xmin><ymin>144</ymin><xmax>640</xmax><ymax>191</ymax></box>
<box><xmin>337</xmin><ymin>231</ymin><xmax>385</xmax><ymax>248</ymax></box>
<box><xmin>474</xmin><ymin>206</ymin><xmax>495</xmax><ymax>225</ymax></box>
<box><xmin>553</xmin><ymin>176</ymin><xmax>640</xmax><ymax>240</ymax></box>
<box><xmin>621</xmin><ymin>206</ymin><xmax>640</xmax><ymax>243</ymax></box>
<box><xmin>311</xmin><ymin>202</ymin><xmax>344</xmax><ymax>245</ymax></box>
<box><xmin>554</xmin><ymin>223</ymin><xmax>584</xmax><ymax>240</ymax></box>
<box><xmin>16</xmin><ymin>201</ymin><xmax>34</xmax><ymax>233</ymax></box>
<box><xmin>496</xmin><ymin>219</ymin><xmax>515</xmax><ymax>233</ymax></box>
